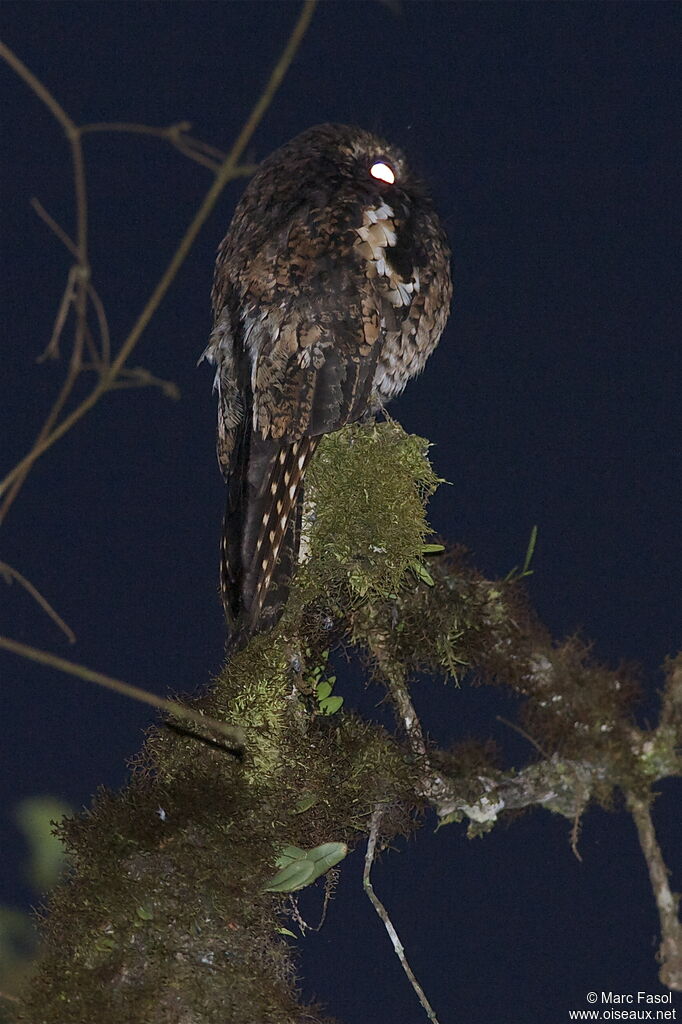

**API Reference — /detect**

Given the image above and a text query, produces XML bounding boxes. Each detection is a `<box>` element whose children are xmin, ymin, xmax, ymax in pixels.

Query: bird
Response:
<box><xmin>202</xmin><ymin>123</ymin><xmax>452</xmax><ymax>648</ymax></box>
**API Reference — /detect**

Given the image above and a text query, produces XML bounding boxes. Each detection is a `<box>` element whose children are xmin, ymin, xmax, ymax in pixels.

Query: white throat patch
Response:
<box><xmin>354</xmin><ymin>204</ymin><xmax>420</xmax><ymax>308</ymax></box>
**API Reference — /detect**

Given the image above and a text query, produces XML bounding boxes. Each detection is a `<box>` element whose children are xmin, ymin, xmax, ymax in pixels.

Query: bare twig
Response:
<box><xmin>85</xmin><ymin>280</ymin><xmax>111</xmax><ymax>365</ymax></box>
<box><xmin>0</xmin><ymin>635</ymin><xmax>245</xmax><ymax>750</ymax></box>
<box><xmin>31</xmin><ymin>198</ymin><xmax>112</xmax><ymax>366</ymax></box>
<box><xmin>0</xmin><ymin>38</ymin><xmax>75</xmax><ymax>132</ymax></box>
<box><xmin>113</xmin><ymin>367</ymin><xmax>180</xmax><ymax>399</ymax></box>
<box><xmin>496</xmin><ymin>714</ymin><xmax>549</xmax><ymax>758</ymax></box>
<box><xmin>627</xmin><ymin>793</ymin><xmax>682</xmax><ymax>990</ymax></box>
<box><xmin>38</xmin><ymin>264</ymin><xmax>79</xmax><ymax>362</ymax></box>
<box><xmin>0</xmin><ymin>41</ymin><xmax>90</xmax><ymax>522</ymax></box>
<box><xmin>364</xmin><ymin>805</ymin><xmax>441</xmax><ymax>1024</ymax></box>
<box><xmin>0</xmin><ymin>0</ymin><xmax>317</xmax><ymax>502</ymax></box>
<box><xmin>30</xmin><ymin>197</ymin><xmax>79</xmax><ymax>260</ymax></box>
<box><xmin>0</xmin><ymin>561</ymin><xmax>76</xmax><ymax>643</ymax></box>
<box><xmin>80</xmin><ymin>120</ymin><xmax>232</xmax><ymax>172</ymax></box>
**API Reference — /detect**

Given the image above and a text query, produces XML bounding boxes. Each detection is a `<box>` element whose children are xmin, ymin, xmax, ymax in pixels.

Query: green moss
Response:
<box><xmin>19</xmin><ymin>415</ymin><xmax>670</xmax><ymax>1021</ymax></box>
<box><xmin>289</xmin><ymin>421</ymin><xmax>441</xmax><ymax>616</ymax></box>
<box><xmin>18</xmin><ymin>422</ymin><xmax>432</xmax><ymax>1021</ymax></box>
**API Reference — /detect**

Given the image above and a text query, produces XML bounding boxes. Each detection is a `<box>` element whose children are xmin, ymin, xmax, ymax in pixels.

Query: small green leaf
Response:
<box><xmin>411</xmin><ymin>561</ymin><xmax>435</xmax><ymax>586</ymax></box>
<box><xmin>306</xmin><ymin>842</ymin><xmax>347</xmax><ymax>871</ymax></box>
<box><xmin>318</xmin><ymin>695</ymin><xmax>344</xmax><ymax>715</ymax></box>
<box><xmin>422</xmin><ymin>543</ymin><xmax>445</xmax><ymax>554</ymax></box>
<box><xmin>264</xmin><ymin>842</ymin><xmax>348</xmax><ymax>893</ymax></box>
<box><xmin>521</xmin><ymin>524</ymin><xmax>538</xmax><ymax>575</ymax></box>
<box><xmin>136</xmin><ymin>905</ymin><xmax>153</xmax><ymax>921</ymax></box>
<box><xmin>277</xmin><ymin>927</ymin><xmax>297</xmax><ymax>938</ymax></box>
<box><xmin>504</xmin><ymin>525</ymin><xmax>539</xmax><ymax>582</ymax></box>
<box><xmin>316</xmin><ymin>680</ymin><xmax>332</xmax><ymax>700</ymax></box>
<box><xmin>275</xmin><ymin>845</ymin><xmax>308</xmax><ymax>868</ymax></box>
<box><xmin>263</xmin><ymin>859</ymin><xmax>318</xmax><ymax>893</ymax></box>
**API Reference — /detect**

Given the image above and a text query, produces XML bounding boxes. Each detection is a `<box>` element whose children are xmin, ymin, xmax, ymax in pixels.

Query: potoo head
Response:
<box><xmin>217</xmin><ymin>123</ymin><xmax>451</xmax><ymax>307</ymax></box>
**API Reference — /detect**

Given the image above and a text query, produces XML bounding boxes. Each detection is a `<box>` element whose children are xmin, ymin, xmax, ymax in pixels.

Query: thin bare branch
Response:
<box><xmin>31</xmin><ymin>197</ymin><xmax>79</xmax><ymax>260</ymax></box>
<box><xmin>37</xmin><ymin>264</ymin><xmax>78</xmax><ymax>362</ymax></box>
<box><xmin>627</xmin><ymin>793</ymin><xmax>682</xmax><ymax>990</ymax></box>
<box><xmin>0</xmin><ymin>0</ymin><xmax>317</xmax><ymax>502</ymax></box>
<box><xmin>103</xmin><ymin>0</ymin><xmax>317</xmax><ymax>385</ymax></box>
<box><xmin>31</xmin><ymin>199</ymin><xmax>112</xmax><ymax>371</ymax></box>
<box><xmin>496</xmin><ymin>714</ymin><xmax>549</xmax><ymax>758</ymax></box>
<box><xmin>364</xmin><ymin>805</ymin><xmax>442</xmax><ymax>1024</ymax></box>
<box><xmin>81</xmin><ymin>321</ymin><xmax>103</xmax><ymax>371</ymax></box>
<box><xmin>80</xmin><ymin>120</ymin><xmax>227</xmax><ymax>171</ymax></box>
<box><xmin>0</xmin><ymin>635</ymin><xmax>246</xmax><ymax>750</ymax></box>
<box><xmin>112</xmin><ymin>367</ymin><xmax>180</xmax><ymax>399</ymax></box>
<box><xmin>87</xmin><ymin>282</ymin><xmax>111</xmax><ymax>366</ymax></box>
<box><xmin>0</xmin><ymin>39</ymin><xmax>76</xmax><ymax>133</ymax></box>
<box><xmin>0</xmin><ymin>40</ymin><xmax>91</xmax><ymax>523</ymax></box>
<box><xmin>0</xmin><ymin>283</ymin><xmax>86</xmax><ymax>525</ymax></box>
<box><xmin>0</xmin><ymin>562</ymin><xmax>76</xmax><ymax>643</ymax></box>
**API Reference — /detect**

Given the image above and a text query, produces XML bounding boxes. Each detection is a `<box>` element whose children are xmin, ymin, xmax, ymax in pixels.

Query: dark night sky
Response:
<box><xmin>1</xmin><ymin>2</ymin><xmax>680</xmax><ymax>1022</ymax></box>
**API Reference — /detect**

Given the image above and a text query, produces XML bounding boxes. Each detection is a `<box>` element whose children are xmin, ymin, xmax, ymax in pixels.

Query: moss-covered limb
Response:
<box><xmin>428</xmin><ymin>755</ymin><xmax>604</xmax><ymax>835</ymax></box>
<box><xmin>18</xmin><ymin>640</ymin><xmax>418</xmax><ymax>1022</ymax></box>
<box><xmin>13</xmin><ymin>421</ymin><xmax>436</xmax><ymax>1022</ymax></box>
<box><xmin>354</xmin><ymin>548</ymin><xmax>680</xmax><ymax>813</ymax></box>
<box><xmin>354</xmin><ymin>550</ymin><xmax>642</xmax><ymax>762</ymax></box>
<box><xmin>627</xmin><ymin>793</ymin><xmax>682</xmax><ymax>991</ymax></box>
<box><xmin>359</xmin><ymin>620</ymin><xmax>610</xmax><ymax>831</ymax></box>
<box><xmin>13</xmin><ymin>419</ymin><xmax>682</xmax><ymax>1015</ymax></box>
<box><xmin>353</xmin><ymin>544</ymin><xmax>677</xmax><ymax>766</ymax></box>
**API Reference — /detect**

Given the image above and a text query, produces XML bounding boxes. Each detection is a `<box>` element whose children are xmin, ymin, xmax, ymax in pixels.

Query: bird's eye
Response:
<box><xmin>369</xmin><ymin>161</ymin><xmax>396</xmax><ymax>185</ymax></box>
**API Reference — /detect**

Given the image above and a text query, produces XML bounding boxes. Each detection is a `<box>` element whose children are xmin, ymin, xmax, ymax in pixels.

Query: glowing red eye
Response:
<box><xmin>369</xmin><ymin>161</ymin><xmax>395</xmax><ymax>185</ymax></box>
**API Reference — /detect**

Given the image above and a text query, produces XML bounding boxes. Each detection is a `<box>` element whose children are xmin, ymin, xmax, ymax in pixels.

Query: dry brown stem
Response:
<box><xmin>0</xmin><ymin>562</ymin><xmax>76</xmax><ymax>643</ymax></box>
<box><xmin>0</xmin><ymin>0</ymin><xmax>316</xmax><ymax>513</ymax></box>
<box><xmin>364</xmin><ymin>805</ymin><xmax>442</xmax><ymax>1024</ymax></box>
<box><xmin>627</xmin><ymin>793</ymin><xmax>682</xmax><ymax>990</ymax></box>
<box><xmin>0</xmin><ymin>1</ymin><xmax>316</xmax><ymax>676</ymax></box>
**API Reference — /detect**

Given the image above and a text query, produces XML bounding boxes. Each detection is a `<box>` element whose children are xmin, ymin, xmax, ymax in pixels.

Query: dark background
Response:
<box><xmin>1</xmin><ymin>2</ymin><xmax>680</xmax><ymax>1021</ymax></box>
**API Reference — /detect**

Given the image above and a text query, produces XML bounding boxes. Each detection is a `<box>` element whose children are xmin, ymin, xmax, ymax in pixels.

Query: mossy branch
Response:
<box><xmin>13</xmin><ymin>421</ymin><xmax>681</xmax><ymax>1020</ymax></box>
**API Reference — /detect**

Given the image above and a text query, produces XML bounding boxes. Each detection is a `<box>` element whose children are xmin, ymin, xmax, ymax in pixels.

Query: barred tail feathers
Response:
<box><xmin>221</xmin><ymin>433</ymin><xmax>318</xmax><ymax>644</ymax></box>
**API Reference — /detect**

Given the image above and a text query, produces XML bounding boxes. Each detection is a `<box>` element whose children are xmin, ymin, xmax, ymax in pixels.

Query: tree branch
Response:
<box><xmin>627</xmin><ymin>793</ymin><xmax>682</xmax><ymax>990</ymax></box>
<box><xmin>364</xmin><ymin>805</ymin><xmax>441</xmax><ymax>1024</ymax></box>
<box><xmin>0</xmin><ymin>635</ymin><xmax>245</xmax><ymax>749</ymax></box>
<box><xmin>0</xmin><ymin>0</ymin><xmax>317</xmax><ymax>503</ymax></box>
<box><xmin>0</xmin><ymin>563</ymin><xmax>75</xmax><ymax>643</ymax></box>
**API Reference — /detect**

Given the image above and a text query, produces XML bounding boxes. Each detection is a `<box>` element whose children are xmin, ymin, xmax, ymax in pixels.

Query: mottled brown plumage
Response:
<box><xmin>203</xmin><ymin>123</ymin><xmax>452</xmax><ymax>646</ymax></box>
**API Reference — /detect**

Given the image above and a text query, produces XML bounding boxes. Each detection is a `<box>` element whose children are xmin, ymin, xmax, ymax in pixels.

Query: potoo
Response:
<box><xmin>203</xmin><ymin>124</ymin><xmax>452</xmax><ymax>647</ymax></box>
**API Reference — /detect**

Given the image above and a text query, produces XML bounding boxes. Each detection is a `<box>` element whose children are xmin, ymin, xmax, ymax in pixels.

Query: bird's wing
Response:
<box><xmin>213</xmin><ymin>202</ymin><xmax>412</xmax><ymax>643</ymax></box>
<box><xmin>223</xmin><ymin>284</ymin><xmax>385</xmax><ymax>643</ymax></box>
<box><xmin>249</xmin><ymin>290</ymin><xmax>384</xmax><ymax>441</ymax></box>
